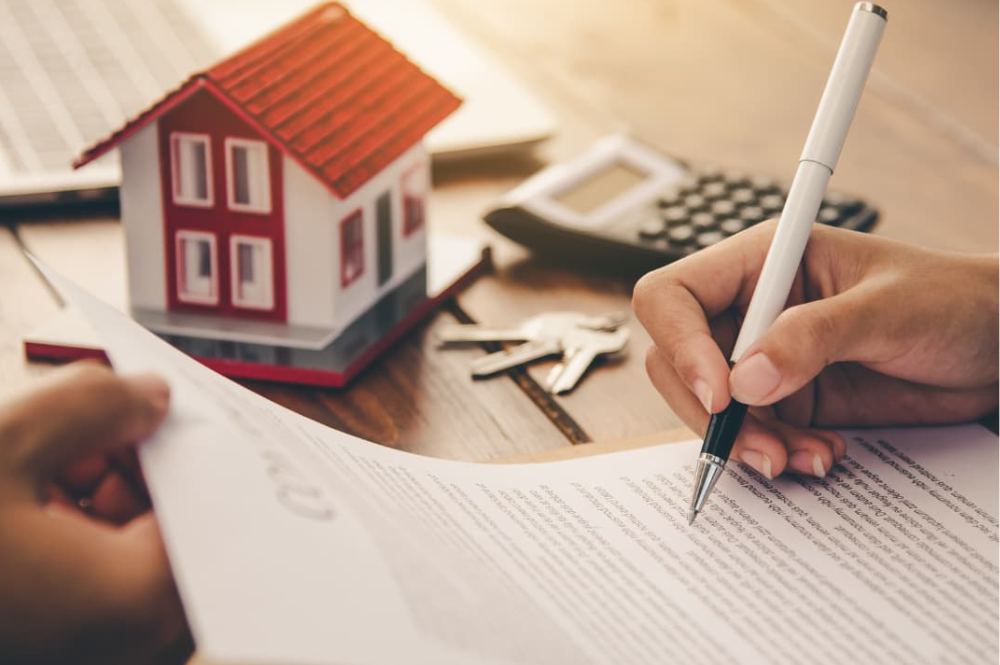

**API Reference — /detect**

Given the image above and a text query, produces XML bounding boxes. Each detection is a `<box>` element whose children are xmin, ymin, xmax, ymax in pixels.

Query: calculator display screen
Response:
<box><xmin>553</xmin><ymin>161</ymin><xmax>649</xmax><ymax>214</ymax></box>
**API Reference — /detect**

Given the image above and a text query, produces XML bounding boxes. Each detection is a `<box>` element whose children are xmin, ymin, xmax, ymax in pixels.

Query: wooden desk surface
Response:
<box><xmin>1</xmin><ymin>0</ymin><xmax>996</xmax><ymax>460</ymax></box>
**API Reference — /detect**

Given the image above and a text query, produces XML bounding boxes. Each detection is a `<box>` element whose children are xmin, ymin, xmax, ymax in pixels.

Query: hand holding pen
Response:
<box><xmin>634</xmin><ymin>2</ymin><xmax>998</xmax><ymax>522</ymax></box>
<box><xmin>634</xmin><ymin>221</ymin><xmax>998</xmax><ymax>481</ymax></box>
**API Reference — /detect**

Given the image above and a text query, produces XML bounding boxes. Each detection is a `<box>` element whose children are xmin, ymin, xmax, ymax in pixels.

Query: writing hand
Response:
<box><xmin>633</xmin><ymin>222</ymin><xmax>998</xmax><ymax>479</ymax></box>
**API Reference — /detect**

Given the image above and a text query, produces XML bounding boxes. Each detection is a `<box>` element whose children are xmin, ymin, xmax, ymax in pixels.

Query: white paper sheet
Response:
<box><xmin>45</xmin><ymin>268</ymin><xmax>999</xmax><ymax>665</ymax></box>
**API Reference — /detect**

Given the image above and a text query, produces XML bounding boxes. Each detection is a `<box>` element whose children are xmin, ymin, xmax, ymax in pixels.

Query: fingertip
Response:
<box><xmin>123</xmin><ymin>373</ymin><xmax>170</xmax><ymax>419</ymax></box>
<box><xmin>732</xmin><ymin>415</ymin><xmax>790</xmax><ymax>479</ymax></box>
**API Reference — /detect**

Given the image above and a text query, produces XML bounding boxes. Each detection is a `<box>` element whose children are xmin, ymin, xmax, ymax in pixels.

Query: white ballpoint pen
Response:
<box><xmin>687</xmin><ymin>2</ymin><xmax>888</xmax><ymax>524</ymax></box>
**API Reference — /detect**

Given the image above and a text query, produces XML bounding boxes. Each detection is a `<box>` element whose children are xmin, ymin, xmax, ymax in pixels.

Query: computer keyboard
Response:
<box><xmin>0</xmin><ymin>0</ymin><xmax>217</xmax><ymax>173</ymax></box>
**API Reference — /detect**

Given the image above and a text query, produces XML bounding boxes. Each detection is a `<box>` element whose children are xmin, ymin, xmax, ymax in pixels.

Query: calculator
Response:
<box><xmin>484</xmin><ymin>135</ymin><xmax>878</xmax><ymax>273</ymax></box>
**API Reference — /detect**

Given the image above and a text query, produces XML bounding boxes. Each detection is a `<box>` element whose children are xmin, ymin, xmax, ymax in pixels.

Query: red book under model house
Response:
<box><xmin>30</xmin><ymin>2</ymin><xmax>490</xmax><ymax>387</ymax></box>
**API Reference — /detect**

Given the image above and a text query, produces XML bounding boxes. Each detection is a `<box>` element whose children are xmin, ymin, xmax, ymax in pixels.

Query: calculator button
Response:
<box><xmin>667</xmin><ymin>226</ymin><xmax>696</xmax><ymax>245</ymax></box>
<box><xmin>759</xmin><ymin>194</ymin><xmax>785</xmax><ymax>214</ymax></box>
<box><xmin>817</xmin><ymin>207</ymin><xmax>842</xmax><ymax>224</ymax></box>
<box><xmin>739</xmin><ymin>206</ymin><xmax>766</xmax><ymax>224</ymax></box>
<box><xmin>637</xmin><ymin>220</ymin><xmax>666</xmax><ymax>239</ymax></box>
<box><xmin>750</xmin><ymin>176</ymin><xmax>778</xmax><ymax>193</ymax></box>
<box><xmin>822</xmin><ymin>192</ymin><xmax>862</xmax><ymax>213</ymax></box>
<box><xmin>731</xmin><ymin>188</ymin><xmax>756</xmax><ymax>205</ymax></box>
<box><xmin>691</xmin><ymin>212</ymin><xmax>716</xmax><ymax>231</ymax></box>
<box><xmin>696</xmin><ymin>231</ymin><xmax>726</xmax><ymax>248</ymax></box>
<box><xmin>701</xmin><ymin>181</ymin><xmax>728</xmax><ymax>200</ymax></box>
<box><xmin>661</xmin><ymin>206</ymin><xmax>689</xmax><ymax>226</ymax></box>
<box><xmin>683</xmin><ymin>194</ymin><xmax>707</xmax><ymax>211</ymax></box>
<box><xmin>710</xmin><ymin>199</ymin><xmax>736</xmax><ymax>217</ymax></box>
<box><xmin>719</xmin><ymin>218</ymin><xmax>746</xmax><ymax>235</ymax></box>
<box><xmin>657</xmin><ymin>187</ymin><xmax>684</xmax><ymax>206</ymax></box>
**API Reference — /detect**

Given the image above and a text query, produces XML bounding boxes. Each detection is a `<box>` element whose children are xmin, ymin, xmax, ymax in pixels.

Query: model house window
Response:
<box><xmin>170</xmin><ymin>133</ymin><xmax>213</xmax><ymax>207</ymax></box>
<box><xmin>340</xmin><ymin>210</ymin><xmax>364</xmax><ymax>287</ymax></box>
<box><xmin>401</xmin><ymin>163</ymin><xmax>427</xmax><ymax>236</ymax></box>
<box><xmin>226</xmin><ymin>138</ymin><xmax>271</xmax><ymax>213</ymax></box>
<box><xmin>176</xmin><ymin>231</ymin><xmax>218</xmax><ymax>304</ymax></box>
<box><xmin>230</xmin><ymin>235</ymin><xmax>275</xmax><ymax>310</ymax></box>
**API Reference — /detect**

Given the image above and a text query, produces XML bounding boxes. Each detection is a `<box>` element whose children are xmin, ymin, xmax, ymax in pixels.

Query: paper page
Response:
<box><xmin>45</xmin><ymin>268</ymin><xmax>999</xmax><ymax>665</ymax></box>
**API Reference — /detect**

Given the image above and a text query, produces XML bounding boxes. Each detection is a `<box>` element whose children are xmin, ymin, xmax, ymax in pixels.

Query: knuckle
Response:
<box><xmin>631</xmin><ymin>272</ymin><xmax>657</xmax><ymax>312</ymax></box>
<box><xmin>632</xmin><ymin>267</ymin><xmax>674</xmax><ymax>314</ymax></box>
<box><xmin>783</xmin><ymin>306</ymin><xmax>837</xmax><ymax>356</ymax></box>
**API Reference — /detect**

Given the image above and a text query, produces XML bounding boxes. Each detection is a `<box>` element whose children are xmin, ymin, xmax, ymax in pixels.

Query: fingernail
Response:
<box><xmin>730</xmin><ymin>353</ymin><xmax>782</xmax><ymax>404</ymax></box>
<box><xmin>739</xmin><ymin>450</ymin><xmax>773</xmax><ymax>479</ymax></box>
<box><xmin>789</xmin><ymin>451</ymin><xmax>826</xmax><ymax>477</ymax></box>
<box><xmin>126</xmin><ymin>374</ymin><xmax>170</xmax><ymax>414</ymax></box>
<box><xmin>692</xmin><ymin>378</ymin><xmax>713</xmax><ymax>413</ymax></box>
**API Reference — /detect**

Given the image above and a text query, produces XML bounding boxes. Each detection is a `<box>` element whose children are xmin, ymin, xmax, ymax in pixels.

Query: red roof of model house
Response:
<box><xmin>75</xmin><ymin>2</ymin><xmax>461</xmax><ymax>198</ymax></box>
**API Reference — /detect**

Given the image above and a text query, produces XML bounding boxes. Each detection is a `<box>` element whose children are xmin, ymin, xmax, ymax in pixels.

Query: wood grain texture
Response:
<box><xmin>17</xmin><ymin>220</ymin><xmax>566</xmax><ymax>462</ymax></box>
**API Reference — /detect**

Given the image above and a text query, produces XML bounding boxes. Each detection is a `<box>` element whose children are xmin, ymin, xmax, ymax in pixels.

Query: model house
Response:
<box><xmin>75</xmin><ymin>3</ymin><xmax>460</xmax><ymax>348</ymax></box>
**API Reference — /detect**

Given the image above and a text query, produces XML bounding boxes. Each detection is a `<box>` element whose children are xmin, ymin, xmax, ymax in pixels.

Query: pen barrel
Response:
<box><xmin>800</xmin><ymin>4</ymin><xmax>886</xmax><ymax>172</ymax></box>
<box><xmin>730</xmin><ymin>160</ymin><xmax>830</xmax><ymax>362</ymax></box>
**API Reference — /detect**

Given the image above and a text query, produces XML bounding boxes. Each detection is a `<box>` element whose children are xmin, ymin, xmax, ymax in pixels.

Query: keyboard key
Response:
<box><xmin>731</xmin><ymin>188</ymin><xmax>756</xmax><ymax>205</ymax></box>
<box><xmin>739</xmin><ymin>206</ymin><xmax>766</xmax><ymax>224</ymax></box>
<box><xmin>667</xmin><ymin>226</ymin><xmax>696</xmax><ymax>245</ymax></box>
<box><xmin>661</xmin><ymin>205</ymin><xmax>689</xmax><ymax>226</ymax></box>
<box><xmin>683</xmin><ymin>194</ymin><xmax>707</xmax><ymax>210</ymax></box>
<box><xmin>759</xmin><ymin>194</ymin><xmax>785</xmax><ymax>213</ymax></box>
<box><xmin>696</xmin><ymin>230</ymin><xmax>726</xmax><ymax>247</ymax></box>
<box><xmin>818</xmin><ymin>207</ymin><xmax>842</xmax><ymax>224</ymax></box>
<box><xmin>720</xmin><ymin>218</ymin><xmax>746</xmax><ymax>235</ymax></box>
<box><xmin>822</xmin><ymin>192</ymin><xmax>862</xmax><ymax>213</ymax></box>
<box><xmin>637</xmin><ymin>220</ymin><xmax>665</xmax><ymax>239</ymax></box>
<box><xmin>710</xmin><ymin>199</ymin><xmax>736</xmax><ymax>217</ymax></box>
<box><xmin>691</xmin><ymin>212</ymin><xmax>716</xmax><ymax>230</ymax></box>
<box><xmin>701</xmin><ymin>181</ymin><xmax>728</xmax><ymax>200</ymax></box>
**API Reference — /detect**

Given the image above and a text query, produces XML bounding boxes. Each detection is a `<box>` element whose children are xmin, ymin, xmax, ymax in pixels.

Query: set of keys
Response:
<box><xmin>437</xmin><ymin>312</ymin><xmax>629</xmax><ymax>394</ymax></box>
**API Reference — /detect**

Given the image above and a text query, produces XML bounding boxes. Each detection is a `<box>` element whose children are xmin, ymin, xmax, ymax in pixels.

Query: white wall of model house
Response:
<box><xmin>283</xmin><ymin>142</ymin><xmax>429</xmax><ymax>331</ymax></box>
<box><xmin>117</xmin><ymin>119</ymin><xmax>430</xmax><ymax>333</ymax></box>
<box><xmin>119</xmin><ymin>119</ymin><xmax>167</xmax><ymax>313</ymax></box>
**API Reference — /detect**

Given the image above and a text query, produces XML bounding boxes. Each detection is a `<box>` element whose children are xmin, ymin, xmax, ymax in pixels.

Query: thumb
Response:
<box><xmin>0</xmin><ymin>362</ymin><xmax>169</xmax><ymax>494</ymax></box>
<box><xmin>729</xmin><ymin>291</ymin><xmax>865</xmax><ymax>406</ymax></box>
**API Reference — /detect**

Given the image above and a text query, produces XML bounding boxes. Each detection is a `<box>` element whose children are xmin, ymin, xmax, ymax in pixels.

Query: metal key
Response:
<box><xmin>437</xmin><ymin>311</ymin><xmax>628</xmax><ymax>381</ymax></box>
<box><xmin>462</xmin><ymin>312</ymin><xmax>602</xmax><ymax>376</ymax></box>
<box><xmin>470</xmin><ymin>338</ymin><xmax>564</xmax><ymax>376</ymax></box>
<box><xmin>437</xmin><ymin>311</ymin><xmax>623</xmax><ymax>345</ymax></box>
<box><xmin>545</xmin><ymin>327</ymin><xmax>629</xmax><ymax>394</ymax></box>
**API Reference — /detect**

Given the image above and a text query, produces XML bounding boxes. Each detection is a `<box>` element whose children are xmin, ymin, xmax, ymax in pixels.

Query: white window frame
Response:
<box><xmin>175</xmin><ymin>230</ymin><xmax>219</xmax><ymax>305</ymax></box>
<box><xmin>170</xmin><ymin>132</ymin><xmax>214</xmax><ymax>208</ymax></box>
<box><xmin>225</xmin><ymin>138</ymin><xmax>272</xmax><ymax>214</ymax></box>
<box><xmin>229</xmin><ymin>235</ymin><xmax>275</xmax><ymax>310</ymax></box>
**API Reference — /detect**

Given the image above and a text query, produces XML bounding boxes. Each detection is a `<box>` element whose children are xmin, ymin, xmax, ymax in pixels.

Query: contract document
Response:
<box><xmin>48</xmin><ymin>269</ymin><xmax>999</xmax><ymax>665</ymax></box>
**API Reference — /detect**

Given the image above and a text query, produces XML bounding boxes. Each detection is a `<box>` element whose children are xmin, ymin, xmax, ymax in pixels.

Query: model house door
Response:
<box><xmin>376</xmin><ymin>190</ymin><xmax>393</xmax><ymax>286</ymax></box>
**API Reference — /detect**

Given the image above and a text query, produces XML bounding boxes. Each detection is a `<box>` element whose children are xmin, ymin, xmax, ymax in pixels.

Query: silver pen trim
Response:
<box><xmin>687</xmin><ymin>453</ymin><xmax>727</xmax><ymax>524</ymax></box>
<box><xmin>856</xmin><ymin>2</ymin><xmax>888</xmax><ymax>20</ymax></box>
